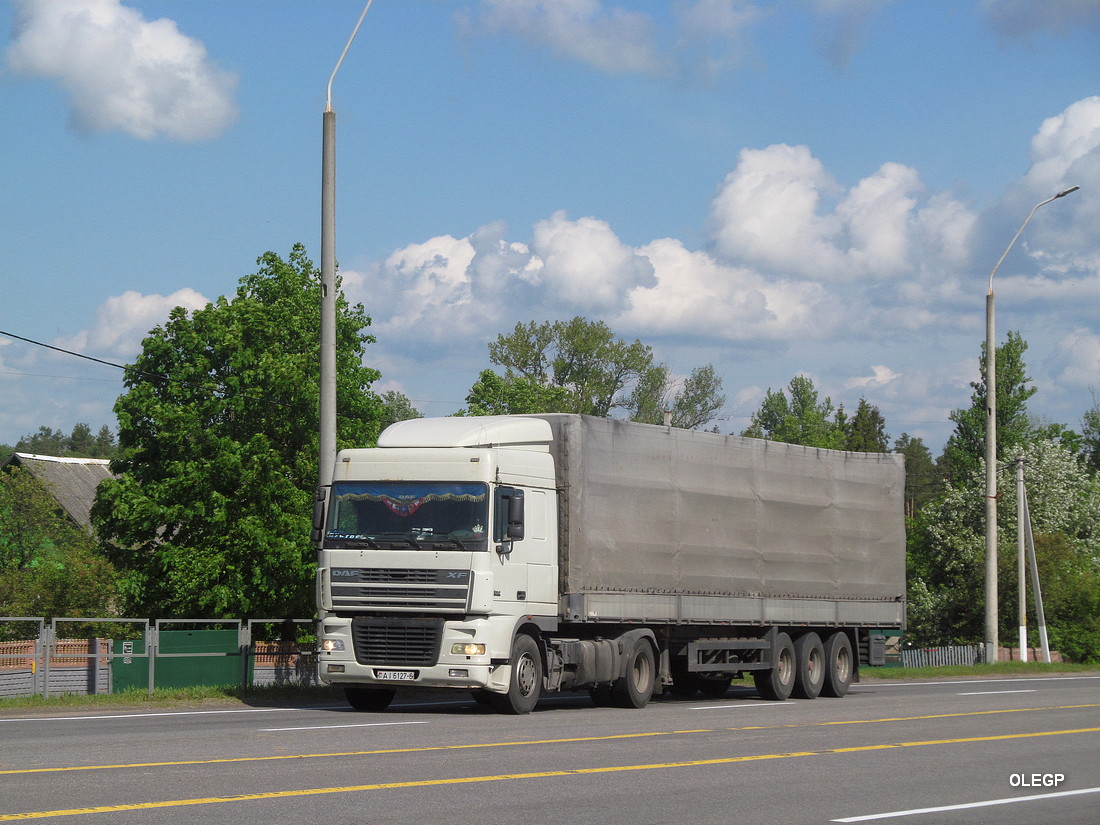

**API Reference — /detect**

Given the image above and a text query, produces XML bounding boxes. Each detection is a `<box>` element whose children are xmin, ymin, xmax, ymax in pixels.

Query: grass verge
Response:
<box><xmin>1</xmin><ymin>662</ymin><xmax>1093</xmax><ymax>713</ymax></box>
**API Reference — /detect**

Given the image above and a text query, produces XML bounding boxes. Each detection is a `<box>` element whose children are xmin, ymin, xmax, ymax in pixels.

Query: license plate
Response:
<box><xmin>375</xmin><ymin>669</ymin><xmax>417</xmax><ymax>681</ymax></box>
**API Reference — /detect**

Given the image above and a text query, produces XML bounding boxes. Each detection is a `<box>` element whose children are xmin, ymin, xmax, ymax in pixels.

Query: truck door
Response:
<box><xmin>493</xmin><ymin>486</ymin><xmax>529</xmax><ymax>605</ymax></box>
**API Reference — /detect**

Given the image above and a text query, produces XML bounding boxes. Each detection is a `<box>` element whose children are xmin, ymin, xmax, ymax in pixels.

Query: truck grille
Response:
<box><xmin>329</xmin><ymin>568</ymin><xmax>471</xmax><ymax>613</ymax></box>
<box><xmin>350</xmin><ymin>616</ymin><xmax>443</xmax><ymax>666</ymax></box>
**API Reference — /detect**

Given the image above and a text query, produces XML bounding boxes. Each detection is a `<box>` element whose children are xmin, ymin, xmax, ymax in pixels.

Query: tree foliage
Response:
<box><xmin>464</xmin><ymin>318</ymin><xmax>724</xmax><ymax>428</ymax></box>
<box><xmin>0</xmin><ymin>467</ymin><xmax>118</xmax><ymax>622</ymax></box>
<box><xmin>92</xmin><ymin>245</ymin><xmax>383</xmax><ymax>619</ymax></box>
<box><xmin>741</xmin><ymin>375</ymin><xmax>847</xmax><ymax>449</ymax></box>
<box><xmin>893</xmin><ymin>433</ymin><xmax>940</xmax><ymax>516</ymax></box>
<box><xmin>907</xmin><ymin>436</ymin><xmax>1100</xmax><ymax>660</ymax></box>
<box><xmin>12</xmin><ymin>423</ymin><xmax>117</xmax><ymax>459</ymax></box>
<box><xmin>941</xmin><ymin>331</ymin><xmax>1036</xmax><ymax>482</ymax></box>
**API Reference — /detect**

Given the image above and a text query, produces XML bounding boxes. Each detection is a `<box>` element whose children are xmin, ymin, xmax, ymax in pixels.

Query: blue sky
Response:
<box><xmin>1</xmin><ymin>0</ymin><xmax>1098</xmax><ymax>453</ymax></box>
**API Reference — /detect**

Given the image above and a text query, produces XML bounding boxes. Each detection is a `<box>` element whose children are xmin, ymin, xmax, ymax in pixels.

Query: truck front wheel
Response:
<box><xmin>754</xmin><ymin>632</ymin><xmax>795</xmax><ymax>701</ymax></box>
<box><xmin>344</xmin><ymin>686</ymin><xmax>395</xmax><ymax>712</ymax></box>
<box><xmin>611</xmin><ymin>640</ymin><xmax>656</xmax><ymax>709</ymax></box>
<box><xmin>492</xmin><ymin>634</ymin><xmax>543</xmax><ymax>715</ymax></box>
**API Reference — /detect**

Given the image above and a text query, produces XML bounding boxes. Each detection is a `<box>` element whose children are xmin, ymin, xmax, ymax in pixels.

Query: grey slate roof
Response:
<box><xmin>1</xmin><ymin>453</ymin><xmax>115</xmax><ymax>534</ymax></box>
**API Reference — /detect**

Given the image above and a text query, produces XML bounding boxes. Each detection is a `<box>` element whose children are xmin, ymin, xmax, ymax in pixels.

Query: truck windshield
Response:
<box><xmin>326</xmin><ymin>481</ymin><xmax>489</xmax><ymax>551</ymax></box>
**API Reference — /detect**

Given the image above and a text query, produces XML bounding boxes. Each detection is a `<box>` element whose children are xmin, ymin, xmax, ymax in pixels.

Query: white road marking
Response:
<box><xmin>261</xmin><ymin>720</ymin><xmax>430</xmax><ymax>732</ymax></box>
<box><xmin>831</xmin><ymin>786</ymin><xmax>1100</xmax><ymax>822</ymax></box>
<box><xmin>689</xmin><ymin>701</ymin><xmax>795</xmax><ymax>710</ymax></box>
<box><xmin>957</xmin><ymin>689</ymin><xmax>1036</xmax><ymax>695</ymax></box>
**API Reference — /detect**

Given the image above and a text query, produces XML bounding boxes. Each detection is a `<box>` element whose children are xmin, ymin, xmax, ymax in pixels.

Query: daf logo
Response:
<box><xmin>331</xmin><ymin>568</ymin><xmax>359</xmax><ymax>578</ymax></box>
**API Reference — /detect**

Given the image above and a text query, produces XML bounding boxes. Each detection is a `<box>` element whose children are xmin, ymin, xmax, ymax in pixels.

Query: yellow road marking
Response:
<box><xmin>1</xmin><ymin>727</ymin><xmax>1097</xmax><ymax>821</ymax></box>
<box><xmin>1</xmin><ymin>703</ymin><xmax>1096</xmax><ymax>777</ymax></box>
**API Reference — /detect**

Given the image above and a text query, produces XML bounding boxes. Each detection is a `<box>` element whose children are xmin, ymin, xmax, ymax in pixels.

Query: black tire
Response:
<box><xmin>470</xmin><ymin>689</ymin><xmax>495</xmax><ymax>706</ymax></box>
<box><xmin>821</xmin><ymin>631</ymin><xmax>854</xmax><ymax>698</ymax></box>
<box><xmin>491</xmin><ymin>634</ymin><xmax>542</xmax><ymax>715</ymax></box>
<box><xmin>589</xmin><ymin>684</ymin><xmax>615</xmax><ymax>706</ymax></box>
<box><xmin>344</xmin><ymin>686</ymin><xmax>396</xmax><ymax>712</ymax></box>
<box><xmin>669</xmin><ymin>656</ymin><xmax>700</xmax><ymax>699</ymax></box>
<box><xmin>792</xmin><ymin>632</ymin><xmax>825</xmax><ymax>700</ymax></box>
<box><xmin>610</xmin><ymin>639</ymin><xmax>656</xmax><ymax>709</ymax></box>
<box><xmin>753</xmin><ymin>632</ymin><xmax>795</xmax><ymax>701</ymax></box>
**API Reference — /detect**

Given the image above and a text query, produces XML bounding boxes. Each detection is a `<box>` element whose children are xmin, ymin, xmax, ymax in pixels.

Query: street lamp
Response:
<box><xmin>319</xmin><ymin>0</ymin><xmax>374</xmax><ymax>490</ymax></box>
<box><xmin>983</xmin><ymin>185</ymin><xmax>1078</xmax><ymax>664</ymax></box>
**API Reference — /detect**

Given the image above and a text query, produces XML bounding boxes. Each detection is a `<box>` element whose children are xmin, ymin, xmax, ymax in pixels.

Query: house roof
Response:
<box><xmin>2</xmin><ymin>453</ymin><xmax>115</xmax><ymax>533</ymax></box>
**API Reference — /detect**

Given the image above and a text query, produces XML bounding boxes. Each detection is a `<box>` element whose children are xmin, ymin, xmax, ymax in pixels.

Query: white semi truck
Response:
<box><xmin>314</xmin><ymin>414</ymin><xmax>905</xmax><ymax>714</ymax></box>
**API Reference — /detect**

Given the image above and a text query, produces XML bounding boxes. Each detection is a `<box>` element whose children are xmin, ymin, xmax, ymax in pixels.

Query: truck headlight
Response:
<box><xmin>451</xmin><ymin>643</ymin><xmax>486</xmax><ymax>656</ymax></box>
<box><xmin>321</xmin><ymin>639</ymin><xmax>345</xmax><ymax>652</ymax></box>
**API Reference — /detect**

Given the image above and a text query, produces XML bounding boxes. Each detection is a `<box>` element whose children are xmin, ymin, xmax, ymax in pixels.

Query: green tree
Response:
<box><xmin>92</xmin><ymin>245</ymin><xmax>383</xmax><ymax>619</ymax></box>
<box><xmin>466</xmin><ymin>317</ymin><xmax>723</xmax><ymax>428</ymax></box>
<box><xmin>907</xmin><ymin>436</ymin><xmax>1100</xmax><ymax>659</ymax></box>
<box><xmin>0</xmin><ymin>467</ymin><xmax>118</xmax><ymax>623</ymax></box>
<box><xmin>13</xmin><ymin>423</ymin><xmax>117</xmax><ymax>459</ymax></box>
<box><xmin>741</xmin><ymin>375</ymin><xmax>846</xmax><ymax>449</ymax></box>
<box><xmin>627</xmin><ymin>363</ymin><xmax>726</xmax><ymax>430</ymax></box>
<box><xmin>378</xmin><ymin>391</ymin><xmax>422</xmax><ymax>430</ymax></box>
<box><xmin>893</xmin><ymin>433</ymin><xmax>939</xmax><ymax>516</ymax></box>
<box><xmin>844</xmin><ymin>398</ymin><xmax>889</xmax><ymax>452</ymax></box>
<box><xmin>941</xmin><ymin>331</ymin><xmax>1036</xmax><ymax>482</ymax></box>
<box><xmin>1082</xmin><ymin>391</ymin><xmax>1100</xmax><ymax>474</ymax></box>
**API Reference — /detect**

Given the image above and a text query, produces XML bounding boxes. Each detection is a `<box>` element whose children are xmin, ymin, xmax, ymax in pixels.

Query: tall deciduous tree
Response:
<box><xmin>941</xmin><ymin>331</ymin><xmax>1037</xmax><ymax>482</ymax></box>
<box><xmin>93</xmin><ymin>245</ymin><xmax>383</xmax><ymax>618</ymax></box>
<box><xmin>741</xmin><ymin>375</ymin><xmax>846</xmax><ymax>449</ymax></box>
<box><xmin>466</xmin><ymin>317</ymin><xmax>724</xmax><ymax>429</ymax></box>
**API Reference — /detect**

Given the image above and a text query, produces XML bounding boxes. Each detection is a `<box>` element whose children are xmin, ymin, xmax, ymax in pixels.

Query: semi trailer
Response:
<box><xmin>314</xmin><ymin>414</ymin><xmax>905</xmax><ymax>714</ymax></box>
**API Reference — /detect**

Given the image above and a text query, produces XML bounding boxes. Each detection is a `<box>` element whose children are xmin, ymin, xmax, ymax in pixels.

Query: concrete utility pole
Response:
<box><xmin>319</xmin><ymin>1</ymin><xmax>374</xmax><ymax>490</ymax></box>
<box><xmin>983</xmin><ymin>185</ymin><xmax>1078</xmax><ymax>664</ymax></box>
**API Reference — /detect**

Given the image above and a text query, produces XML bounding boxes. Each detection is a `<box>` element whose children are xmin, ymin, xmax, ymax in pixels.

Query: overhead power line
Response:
<box><xmin>0</xmin><ymin>329</ymin><xmax>286</xmax><ymax>408</ymax></box>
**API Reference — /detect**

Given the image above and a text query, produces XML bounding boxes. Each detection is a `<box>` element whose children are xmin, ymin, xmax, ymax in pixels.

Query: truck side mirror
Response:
<box><xmin>311</xmin><ymin>486</ymin><xmax>327</xmax><ymax>545</ymax></box>
<box><xmin>508</xmin><ymin>489</ymin><xmax>525</xmax><ymax>541</ymax></box>
<box><xmin>495</xmin><ymin>486</ymin><xmax>525</xmax><ymax>543</ymax></box>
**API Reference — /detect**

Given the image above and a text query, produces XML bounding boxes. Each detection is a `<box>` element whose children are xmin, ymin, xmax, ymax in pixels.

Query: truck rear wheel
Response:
<box><xmin>792</xmin><ymin>632</ymin><xmax>824</xmax><ymax>699</ymax></box>
<box><xmin>492</xmin><ymin>634</ymin><xmax>543</xmax><ymax>715</ymax></box>
<box><xmin>753</xmin><ymin>632</ymin><xmax>795</xmax><ymax>701</ymax></box>
<box><xmin>344</xmin><ymin>686</ymin><xmax>395</xmax><ymax>712</ymax></box>
<box><xmin>821</xmin><ymin>631</ymin><xmax>854</xmax><ymax>697</ymax></box>
<box><xmin>611</xmin><ymin>639</ymin><xmax>656</xmax><ymax>709</ymax></box>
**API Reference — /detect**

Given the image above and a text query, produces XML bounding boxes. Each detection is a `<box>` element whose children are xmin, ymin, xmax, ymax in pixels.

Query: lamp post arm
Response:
<box><xmin>987</xmin><ymin>186</ymin><xmax>1080</xmax><ymax>294</ymax></box>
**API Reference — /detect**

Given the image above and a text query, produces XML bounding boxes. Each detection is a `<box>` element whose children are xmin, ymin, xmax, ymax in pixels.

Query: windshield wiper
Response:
<box><xmin>327</xmin><ymin>536</ymin><xmax>381</xmax><ymax>549</ymax></box>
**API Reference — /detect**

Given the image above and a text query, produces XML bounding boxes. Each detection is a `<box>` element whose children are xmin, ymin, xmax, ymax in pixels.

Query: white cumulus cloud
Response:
<box><xmin>6</xmin><ymin>0</ymin><xmax>237</xmax><ymax>140</ymax></box>
<box><xmin>55</xmin><ymin>287</ymin><xmax>209</xmax><ymax>360</ymax></box>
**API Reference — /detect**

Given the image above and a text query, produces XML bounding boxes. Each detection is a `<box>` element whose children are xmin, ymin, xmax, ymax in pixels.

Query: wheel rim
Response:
<box><xmin>808</xmin><ymin>646</ymin><xmax>823</xmax><ymax>686</ymax></box>
<box><xmin>516</xmin><ymin>653</ymin><xmax>537</xmax><ymax>697</ymax></box>
<box><xmin>631</xmin><ymin>651</ymin><xmax>651</xmax><ymax>691</ymax></box>
<box><xmin>777</xmin><ymin>648</ymin><xmax>794</xmax><ymax>685</ymax></box>
<box><xmin>834</xmin><ymin>646</ymin><xmax>851</xmax><ymax>683</ymax></box>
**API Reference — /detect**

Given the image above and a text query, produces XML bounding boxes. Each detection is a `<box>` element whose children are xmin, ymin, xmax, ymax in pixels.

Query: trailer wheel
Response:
<box><xmin>611</xmin><ymin>639</ymin><xmax>656</xmax><ymax>708</ymax></box>
<box><xmin>821</xmin><ymin>632</ymin><xmax>854</xmax><ymax>698</ymax></box>
<box><xmin>753</xmin><ymin>632</ymin><xmax>795</xmax><ymax>701</ymax></box>
<box><xmin>792</xmin><ymin>632</ymin><xmax>824</xmax><ymax>699</ymax></box>
<box><xmin>491</xmin><ymin>634</ymin><xmax>542</xmax><ymax>715</ymax></box>
<box><xmin>344</xmin><ymin>686</ymin><xmax>395</xmax><ymax>712</ymax></box>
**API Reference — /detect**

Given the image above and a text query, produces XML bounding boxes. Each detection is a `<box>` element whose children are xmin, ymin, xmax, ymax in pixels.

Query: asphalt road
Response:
<box><xmin>1</xmin><ymin>674</ymin><xmax>1097</xmax><ymax>824</ymax></box>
